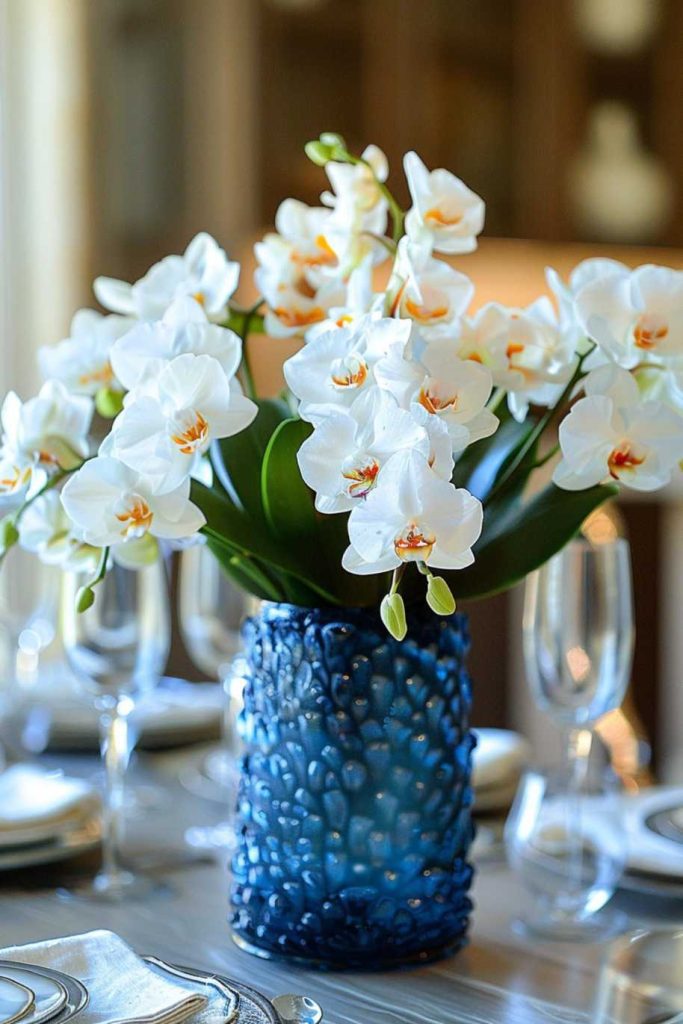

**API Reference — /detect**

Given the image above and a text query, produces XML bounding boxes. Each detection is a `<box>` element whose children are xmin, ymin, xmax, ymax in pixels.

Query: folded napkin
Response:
<box><xmin>0</xmin><ymin>765</ymin><xmax>99</xmax><ymax>846</ymax></box>
<box><xmin>0</xmin><ymin>931</ymin><xmax>209</xmax><ymax>1024</ymax></box>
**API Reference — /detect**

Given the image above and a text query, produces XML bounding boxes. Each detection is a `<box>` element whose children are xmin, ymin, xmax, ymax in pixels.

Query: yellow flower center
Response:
<box><xmin>0</xmin><ymin>465</ymin><xmax>31</xmax><ymax>493</ymax></box>
<box><xmin>342</xmin><ymin>459</ymin><xmax>380</xmax><ymax>499</ymax></box>
<box><xmin>78</xmin><ymin>361</ymin><xmax>115</xmax><ymax>388</ymax></box>
<box><xmin>330</xmin><ymin>355</ymin><xmax>368</xmax><ymax>389</ymax></box>
<box><xmin>273</xmin><ymin>304</ymin><xmax>325</xmax><ymax>328</ymax></box>
<box><xmin>394</xmin><ymin>523</ymin><xmax>436</xmax><ymax>562</ymax></box>
<box><xmin>290</xmin><ymin>234</ymin><xmax>337</xmax><ymax>268</ymax></box>
<box><xmin>418</xmin><ymin>384</ymin><xmax>457</xmax><ymax>414</ymax></box>
<box><xmin>171</xmin><ymin>411</ymin><xmax>209</xmax><ymax>454</ymax></box>
<box><xmin>116</xmin><ymin>496</ymin><xmax>153</xmax><ymax>538</ymax></box>
<box><xmin>192</xmin><ymin>291</ymin><xmax>206</xmax><ymax>306</ymax></box>
<box><xmin>634</xmin><ymin>314</ymin><xmax>668</xmax><ymax>351</ymax></box>
<box><xmin>424</xmin><ymin>207</ymin><xmax>462</xmax><ymax>228</ymax></box>
<box><xmin>404</xmin><ymin>297</ymin><xmax>449</xmax><ymax>323</ymax></box>
<box><xmin>608</xmin><ymin>442</ymin><xmax>645</xmax><ymax>479</ymax></box>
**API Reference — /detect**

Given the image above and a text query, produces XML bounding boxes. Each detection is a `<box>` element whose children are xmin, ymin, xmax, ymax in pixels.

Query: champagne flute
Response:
<box><xmin>61</xmin><ymin>557</ymin><xmax>171</xmax><ymax>900</ymax></box>
<box><xmin>178</xmin><ymin>543</ymin><xmax>248</xmax><ymax>849</ymax></box>
<box><xmin>519</xmin><ymin>536</ymin><xmax>634</xmax><ymax>937</ymax></box>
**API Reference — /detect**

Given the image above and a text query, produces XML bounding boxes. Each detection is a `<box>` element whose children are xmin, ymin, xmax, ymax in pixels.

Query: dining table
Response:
<box><xmin>1</xmin><ymin>744</ymin><xmax>682</xmax><ymax>1024</ymax></box>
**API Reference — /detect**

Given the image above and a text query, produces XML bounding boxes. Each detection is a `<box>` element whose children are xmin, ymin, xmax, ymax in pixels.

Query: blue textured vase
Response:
<box><xmin>230</xmin><ymin>602</ymin><xmax>476</xmax><ymax>968</ymax></box>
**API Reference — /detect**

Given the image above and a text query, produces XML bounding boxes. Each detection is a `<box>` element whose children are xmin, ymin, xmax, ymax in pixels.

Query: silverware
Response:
<box><xmin>143</xmin><ymin>957</ymin><xmax>239</xmax><ymax>1023</ymax></box>
<box><xmin>271</xmin><ymin>995</ymin><xmax>323</xmax><ymax>1024</ymax></box>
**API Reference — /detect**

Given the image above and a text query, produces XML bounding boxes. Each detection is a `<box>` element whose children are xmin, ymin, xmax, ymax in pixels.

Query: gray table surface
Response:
<box><xmin>1</xmin><ymin>746</ymin><xmax>682</xmax><ymax>1024</ymax></box>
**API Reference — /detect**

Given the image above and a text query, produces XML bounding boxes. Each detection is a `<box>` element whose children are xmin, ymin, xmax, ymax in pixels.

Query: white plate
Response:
<box><xmin>623</xmin><ymin>786</ymin><xmax>683</xmax><ymax>879</ymax></box>
<box><xmin>0</xmin><ymin>977</ymin><xmax>34</xmax><ymax>1024</ymax></box>
<box><xmin>0</xmin><ymin>815</ymin><xmax>100</xmax><ymax>872</ymax></box>
<box><xmin>0</xmin><ymin>963</ymin><xmax>87</xmax><ymax>1024</ymax></box>
<box><xmin>0</xmin><ymin>970</ymin><xmax>65</xmax><ymax>1024</ymax></box>
<box><xmin>0</xmin><ymin>767</ymin><xmax>99</xmax><ymax>851</ymax></box>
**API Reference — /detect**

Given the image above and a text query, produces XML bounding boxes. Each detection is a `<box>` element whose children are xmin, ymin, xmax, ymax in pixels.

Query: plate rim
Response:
<box><xmin>0</xmin><ymin>975</ymin><xmax>35</xmax><ymax>1024</ymax></box>
<box><xmin>152</xmin><ymin>960</ymin><xmax>279</xmax><ymax>1024</ymax></box>
<box><xmin>0</xmin><ymin>963</ymin><xmax>87</xmax><ymax>1024</ymax></box>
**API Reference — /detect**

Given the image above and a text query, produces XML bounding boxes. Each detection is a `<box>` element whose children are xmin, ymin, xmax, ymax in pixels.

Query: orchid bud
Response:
<box><xmin>0</xmin><ymin>517</ymin><xmax>19</xmax><ymax>553</ymax></box>
<box><xmin>96</xmin><ymin>387</ymin><xmax>124</xmax><ymax>419</ymax></box>
<box><xmin>426</xmin><ymin>575</ymin><xmax>456</xmax><ymax>616</ymax></box>
<box><xmin>76</xmin><ymin>585</ymin><xmax>95</xmax><ymax>613</ymax></box>
<box><xmin>319</xmin><ymin>131</ymin><xmax>346</xmax><ymax>149</ymax></box>
<box><xmin>381</xmin><ymin>592</ymin><xmax>407</xmax><ymax>641</ymax></box>
<box><xmin>305</xmin><ymin>141</ymin><xmax>332</xmax><ymax>167</ymax></box>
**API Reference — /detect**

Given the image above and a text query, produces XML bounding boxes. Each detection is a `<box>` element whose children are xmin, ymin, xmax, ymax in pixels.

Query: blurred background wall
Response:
<box><xmin>1</xmin><ymin>0</ymin><xmax>682</xmax><ymax>776</ymax></box>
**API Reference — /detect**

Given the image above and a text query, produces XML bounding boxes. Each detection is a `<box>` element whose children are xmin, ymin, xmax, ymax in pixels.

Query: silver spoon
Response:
<box><xmin>271</xmin><ymin>994</ymin><xmax>323</xmax><ymax>1024</ymax></box>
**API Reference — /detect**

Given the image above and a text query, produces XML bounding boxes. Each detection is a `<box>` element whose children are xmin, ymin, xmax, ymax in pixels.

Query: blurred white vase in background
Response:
<box><xmin>569</xmin><ymin>101</ymin><xmax>674</xmax><ymax>243</ymax></box>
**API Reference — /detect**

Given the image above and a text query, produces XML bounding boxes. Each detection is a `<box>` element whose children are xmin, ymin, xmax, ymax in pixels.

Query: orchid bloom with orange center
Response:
<box><xmin>38</xmin><ymin>309</ymin><xmax>133</xmax><ymax>397</ymax></box>
<box><xmin>94</xmin><ymin>232</ymin><xmax>239</xmax><ymax>322</ymax></box>
<box><xmin>109</xmin><ymin>352</ymin><xmax>256</xmax><ymax>495</ymax></box>
<box><xmin>284</xmin><ymin>314</ymin><xmax>412</xmax><ymax>422</ymax></box>
<box><xmin>403</xmin><ymin>151</ymin><xmax>485</xmax><ymax>255</ymax></box>
<box><xmin>342</xmin><ymin>449</ymin><xmax>482</xmax><ymax>576</ymax></box>
<box><xmin>389</xmin><ymin>236</ymin><xmax>474</xmax><ymax>339</ymax></box>
<box><xmin>554</xmin><ymin>364</ymin><xmax>683</xmax><ymax>492</ymax></box>
<box><xmin>296</xmin><ymin>385</ymin><xmax>450</xmax><ymax>514</ymax></box>
<box><xmin>62</xmin><ymin>455</ymin><xmax>205</xmax><ymax>551</ymax></box>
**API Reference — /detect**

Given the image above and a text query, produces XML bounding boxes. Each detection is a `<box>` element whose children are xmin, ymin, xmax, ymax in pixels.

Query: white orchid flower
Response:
<box><xmin>18</xmin><ymin>491</ymin><xmax>98</xmax><ymax>571</ymax></box>
<box><xmin>1</xmin><ymin>381</ymin><xmax>92</xmax><ymax>471</ymax></box>
<box><xmin>297</xmin><ymin>386</ymin><xmax>435</xmax><ymax>514</ymax></box>
<box><xmin>61</xmin><ymin>456</ymin><xmax>205</xmax><ymax>548</ymax></box>
<box><xmin>94</xmin><ymin>232</ymin><xmax>240</xmax><ymax>321</ymax></box>
<box><xmin>305</xmin><ymin>257</ymin><xmax>380</xmax><ymax>341</ymax></box>
<box><xmin>258</xmin><ymin>273</ymin><xmax>345</xmax><ymax>339</ymax></box>
<box><xmin>390</xmin><ymin>236</ymin><xmax>474</xmax><ymax>338</ymax></box>
<box><xmin>38</xmin><ymin>310</ymin><xmax>133</xmax><ymax>396</ymax></box>
<box><xmin>374</xmin><ymin>339</ymin><xmax>498</xmax><ymax>453</ymax></box>
<box><xmin>284</xmin><ymin>315</ymin><xmax>412</xmax><ymax>422</ymax></box>
<box><xmin>342</xmin><ymin>449</ymin><xmax>483</xmax><ymax>575</ymax></box>
<box><xmin>110</xmin><ymin>296</ymin><xmax>242</xmax><ymax>392</ymax></box>
<box><xmin>109</xmin><ymin>353</ymin><xmax>256</xmax><ymax>494</ymax></box>
<box><xmin>321</xmin><ymin>144</ymin><xmax>388</xmax><ymax>226</ymax></box>
<box><xmin>575</xmin><ymin>264</ymin><xmax>683</xmax><ymax>372</ymax></box>
<box><xmin>458</xmin><ymin>298</ymin><xmax>577</xmax><ymax>422</ymax></box>
<box><xmin>403</xmin><ymin>152</ymin><xmax>485</xmax><ymax>255</ymax></box>
<box><xmin>554</xmin><ymin>364</ymin><xmax>683</xmax><ymax>492</ymax></box>
<box><xmin>0</xmin><ymin>459</ymin><xmax>35</xmax><ymax>514</ymax></box>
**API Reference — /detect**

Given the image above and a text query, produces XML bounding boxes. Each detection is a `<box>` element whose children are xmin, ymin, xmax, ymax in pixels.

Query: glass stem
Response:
<box><xmin>565</xmin><ymin>727</ymin><xmax>591</xmax><ymax>902</ymax></box>
<box><xmin>98</xmin><ymin>696</ymin><xmax>132</xmax><ymax>884</ymax></box>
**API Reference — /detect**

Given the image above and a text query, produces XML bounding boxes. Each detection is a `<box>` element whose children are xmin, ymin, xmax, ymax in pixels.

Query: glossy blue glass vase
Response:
<box><xmin>230</xmin><ymin>602</ymin><xmax>476</xmax><ymax>969</ymax></box>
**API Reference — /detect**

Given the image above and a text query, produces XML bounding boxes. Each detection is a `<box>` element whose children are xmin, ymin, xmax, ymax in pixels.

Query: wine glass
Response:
<box><xmin>505</xmin><ymin>757</ymin><xmax>627</xmax><ymax>940</ymax></box>
<box><xmin>61</xmin><ymin>557</ymin><xmax>171</xmax><ymax>900</ymax></box>
<box><xmin>594</xmin><ymin>930</ymin><xmax>683</xmax><ymax>1023</ymax></box>
<box><xmin>520</xmin><ymin>536</ymin><xmax>634</xmax><ymax>937</ymax></box>
<box><xmin>179</xmin><ymin>543</ymin><xmax>249</xmax><ymax>850</ymax></box>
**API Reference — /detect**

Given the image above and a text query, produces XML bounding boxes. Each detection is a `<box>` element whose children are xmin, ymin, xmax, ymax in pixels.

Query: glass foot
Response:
<box><xmin>57</xmin><ymin>869</ymin><xmax>171</xmax><ymax>903</ymax></box>
<box><xmin>512</xmin><ymin>906</ymin><xmax>628</xmax><ymax>942</ymax></box>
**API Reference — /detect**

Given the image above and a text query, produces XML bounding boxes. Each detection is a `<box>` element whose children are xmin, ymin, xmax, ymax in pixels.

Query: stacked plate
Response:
<box><xmin>0</xmin><ymin>766</ymin><xmax>100</xmax><ymax>871</ymax></box>
<box><xmin>0</xmin><ymin>962</ymin><xmax>87</xmax><ymax>1024</ymax></box>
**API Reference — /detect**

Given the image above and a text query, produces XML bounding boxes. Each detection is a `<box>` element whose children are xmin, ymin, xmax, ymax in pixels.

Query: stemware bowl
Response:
<box><xmin>518</xmin><ymin>536</ymin><xmax>634</xmax><ymax>938</ymax></box>
<box><xmin>593</xmin><ymin>929</ymin><xmax>683</xmax><ymax>1023</ymax></box>
<box><xmin>61</xmin><ymin>557</ymin><xmax>171</xmax><ymax>899</ymax></box>
<box><xmin>505</xmin><ymin>757</ymin><xmax>627</xmax><ymax>940</ymax></box>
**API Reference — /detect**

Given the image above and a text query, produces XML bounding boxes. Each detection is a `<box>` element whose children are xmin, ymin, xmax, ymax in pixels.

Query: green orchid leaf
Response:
<box><xmin>210</xmin><ymin>398</ymin><xmax>290</xmax><ymax>520</ymax></box>
<box><xmin>191</xmin><ymin>478</ymin><xmax>341</xmax><ymax>606</ymax></box>
<box><xmin>445</xmin><ymin>482</ymin><xmax>618</xmax><ymax>601</ymax></box>
<box><xmin>452</xmin><ymin>409</ymin><xmax>533</xmax><ymax>501</ymax></box>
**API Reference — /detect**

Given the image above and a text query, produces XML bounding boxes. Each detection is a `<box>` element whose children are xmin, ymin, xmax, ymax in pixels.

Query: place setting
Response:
<box><xmin>0</xmin><ymin>931</ymin><xmax>322</xmax><ymax>1024</ymax></box>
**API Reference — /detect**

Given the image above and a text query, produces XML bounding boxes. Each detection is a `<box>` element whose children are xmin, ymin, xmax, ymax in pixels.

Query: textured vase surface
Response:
<box><xmin>230</xmin><ymin>602</ymin><xmax>476</xmax><ymax>968</ymax></box>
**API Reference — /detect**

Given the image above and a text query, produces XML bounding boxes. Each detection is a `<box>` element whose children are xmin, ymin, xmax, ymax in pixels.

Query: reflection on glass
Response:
<box><xmin>62</xmin><ymin>558</ymin><xmax>170</xmax><ymax>900</ymax></box>
<box><xmin>594</xmin><ymin>929</ymin><xmax>683</xmax><ymax>1023</ymax></box>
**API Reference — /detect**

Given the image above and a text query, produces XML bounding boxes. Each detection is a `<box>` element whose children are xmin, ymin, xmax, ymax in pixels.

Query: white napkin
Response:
<box><xmin>0</xmin><ymin>931</ymin><xmax>209</xmax><ymax>1024</ymax></box>
<box><xmin>472</xmin><ymin>728</ymin><xmax>531</xmax><ymax>790</ymax></box>
<box><xmin>0</xmin><ymin>765</ymin><xmax>99</xmax><ymax>846</ymax></box>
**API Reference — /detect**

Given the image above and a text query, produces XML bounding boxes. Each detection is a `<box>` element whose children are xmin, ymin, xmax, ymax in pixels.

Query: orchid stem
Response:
<box><xmin>390</xmin><ymin>564</ymin><xmax>406</xmax><ymax>595</ymax></box>
<box><xmin>339</xmin><ymin>151</ymin><xmax>405</xmax><ymax>244</ymax></box>
<box><xmin>13</xmin><ymin>465</ymin><xmax>77</xmax><ymax>525</ymax></box>
<box><xmin>230</xmin><ymin>297</ymin><xmax>263</xmax><ymax>402</ymax></box>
